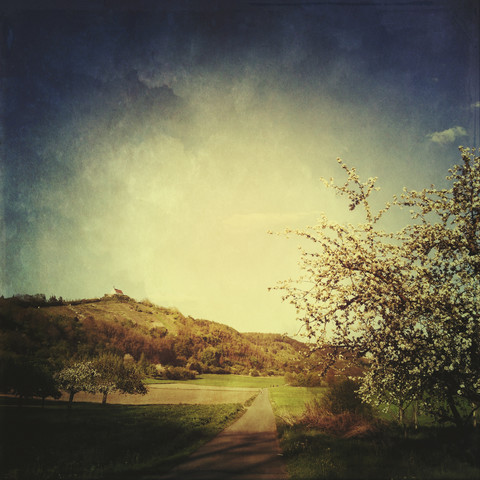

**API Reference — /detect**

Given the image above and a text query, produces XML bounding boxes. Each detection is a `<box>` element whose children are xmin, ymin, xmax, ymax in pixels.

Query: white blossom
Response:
<box><xmin>272</xmin><ymin>148</ymin><xmax>480</xmax><ymax>427</ymax></box>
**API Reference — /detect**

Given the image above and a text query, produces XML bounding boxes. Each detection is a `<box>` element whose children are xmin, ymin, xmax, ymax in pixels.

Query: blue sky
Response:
<box><xmin>2</xmin><ymin>0</ymin><xmax>479</xmax><ymax>334</ymax></box>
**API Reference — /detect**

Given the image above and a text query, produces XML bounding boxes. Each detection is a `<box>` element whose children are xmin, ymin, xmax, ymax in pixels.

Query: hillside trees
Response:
<box><xmin>1</xmin><ymin>292</ymin><xmax>318</xmax><ymax>383</ymax></box>
<box><xmin>81</xmin><ymin>316</ymin><xmax>177</xmax><ymax>365</ymax></box>
<box><xmin>0</xmin><ymin>302</ymin><xmax>86</xmax><ymax>365</ymax></box>
<box><xmin>272</xmin><ymin>147</ymin><xmax>480</xmax><ymax>427</ymax></box>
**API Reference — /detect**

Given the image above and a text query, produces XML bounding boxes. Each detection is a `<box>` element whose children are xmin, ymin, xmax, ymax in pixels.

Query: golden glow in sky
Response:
<box><xmin>3</xmin><ymin>2</ymin><xmax>479</xmax><ymax>335</ymax></box>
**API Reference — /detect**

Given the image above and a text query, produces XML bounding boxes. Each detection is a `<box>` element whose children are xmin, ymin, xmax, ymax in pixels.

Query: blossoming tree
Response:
<box><xmin>93</xmin><ymin>353</ymin><xmax>147</xmax><ymax>405</ymax></box>
<box><xmin>273</xmin><ymin>147</ymin><xmax>479</xmax><ymax>427</ymax></box>
<box><xmin>55</xmin><ymin>360</ymin><xmax>98</xmax><ymax>407</ymax></box>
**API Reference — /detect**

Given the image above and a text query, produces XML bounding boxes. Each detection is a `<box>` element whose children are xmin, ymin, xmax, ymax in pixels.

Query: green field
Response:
<box><xmin>269</xmin><ymin>385</ymin><xmax>326</xmax><ymax>418</ymax></box>
<box><xmin>0</xmin><ymin>397</ymin><xmax>243</xmax><ymax>480</ymax></box>
<box><xmin>147</xmin><ymin>373</ymin><xmax>286</xmax><ymax>389</ymax></box>
<box><xmin>268</xmin><ymin>384</ymin><xmax>480</xmax><ymax>479</ymax></box>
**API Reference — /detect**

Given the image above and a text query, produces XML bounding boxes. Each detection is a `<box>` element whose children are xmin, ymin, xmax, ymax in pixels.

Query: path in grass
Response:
<box><xmin>153</xmin><ymin>388</ymin><xmax>288</xmax><ymax>480</ymax></box>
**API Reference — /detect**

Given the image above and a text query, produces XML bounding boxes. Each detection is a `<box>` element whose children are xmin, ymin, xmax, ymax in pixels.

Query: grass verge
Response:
<box><xmin>269</xmin><ymin>386</ymin><xmax>480</xmax><ymax>479</ymax></box>
<box><xmin>0</xmin><ymin>397</ymin><xmax>243</xmax><ymax>480</ymax></box>
<box><xmin>278</xmin><ymin>423</ymin><xmax>480</xmax><ymax>479</ymax></box>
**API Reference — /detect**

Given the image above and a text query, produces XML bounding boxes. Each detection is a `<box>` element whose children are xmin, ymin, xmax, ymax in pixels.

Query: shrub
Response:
<box><xmin>321</xmin><ymin>378</ymin><xmax>372</xmax><ymax>416</ymax></box>
<box><xmin>203</xmin><ymin>365</ymin><xmax>230</xmax><ymax>374</ymax></box>
<box><xmin>300</xmin><ymin>399</ymin><xmax>384</xmax><ymax>439</ymax></box>
<box><xmin>186</xmin><ymin>359</ymin><xmax>204</xmax><ymax>374</ymax></box>
<box><xmin>164</xmin><ymin>366</ymin><xmax>196</xmax><ymax>380</ymax></box>
<box><xmin>297</xmin><ymin>379</ymin><xmax>382</xmax><ymax>438</ymax></box>
<box><xmin>285</xmin><ymin>371</ymin><xmax>323</xmax><ymax>387</ymax></box>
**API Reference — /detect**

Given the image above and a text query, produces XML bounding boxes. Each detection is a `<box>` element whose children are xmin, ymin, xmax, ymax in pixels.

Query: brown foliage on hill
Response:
<box><xmin>0</xmin><ymin>295</ymin><xmax>312</xmax><ymax>375</ymax></box>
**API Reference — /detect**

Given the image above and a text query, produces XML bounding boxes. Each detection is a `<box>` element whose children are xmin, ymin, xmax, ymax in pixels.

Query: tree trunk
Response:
<box><xmin>446</xmin><ymin>393</ymin><xmax>463</xmax><ymax>428</ymax></box>
<box><xmin>398</xmin><ymin>405</ymin><xmax>408</xmax><ymax>438</ymax></box>
<box><xmin>102</xmin><ymin>391</ymin><xmax>108</xmax><ymax>405</ymax></box>
<box><xmin>413</xmin><ymin>400</ymin><xmax>418</xmax><ymax>430</ymax></box>
<box><xmin>68</xmin><ymin>391</ymin><xmax>75</xmax><ymax>408</ymax></box>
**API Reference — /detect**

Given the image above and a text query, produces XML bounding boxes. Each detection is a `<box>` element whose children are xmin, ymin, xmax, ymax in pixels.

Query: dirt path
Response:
<box><xmin>151</xmin><ymin>388</ymin><xmax>288</xmax><ymax>480</ymax></box>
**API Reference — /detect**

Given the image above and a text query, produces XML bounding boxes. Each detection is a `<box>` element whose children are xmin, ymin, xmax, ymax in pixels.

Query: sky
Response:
<box><xmin>2</xmin><ymin>0</ymin><xmax>479</xmax><ymax>335</ymax></box>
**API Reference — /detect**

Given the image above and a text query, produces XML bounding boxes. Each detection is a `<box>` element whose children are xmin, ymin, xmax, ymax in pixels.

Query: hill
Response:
<box><xmin>0</xmin><ymin>294</ymin><xmax>310</xmax><ymax>376</ymax></box>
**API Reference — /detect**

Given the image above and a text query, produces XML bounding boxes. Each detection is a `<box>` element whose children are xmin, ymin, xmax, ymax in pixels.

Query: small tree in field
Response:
<box><xmin>92</xmin><ymin>352</ymin><xmax>147</xmax><ymax>404</ymax></box>
<box><xmin>272</xmin><ymin>147</ymin><xmax>480</xmax><ymax>427</ymax></box>
<box><xmin>55</xmin><ymin>360</ymin><xmax>98</xmax><ymax>407</ymax></box>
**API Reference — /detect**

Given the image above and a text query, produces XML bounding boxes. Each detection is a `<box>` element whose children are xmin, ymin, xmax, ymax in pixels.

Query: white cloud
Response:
<box><xmin>427</xmin><ymin>126</ymin><xmax>467</xmax><ymax>145</ymax></box>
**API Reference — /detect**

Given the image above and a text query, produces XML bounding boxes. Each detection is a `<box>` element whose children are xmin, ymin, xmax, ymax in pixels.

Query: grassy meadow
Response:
<box><xmin>0</xmin><ymin>396</ymin><xmax>244</xmax><ymax>480</ymax></box>
<box><xmin>0</xmin><ymin>374</ymin><xmax>276</xmax><ymax>479</ymax></box>
<box><xmin>270</xmin><ymin>385</ymin><xmax>326</xmax><ymax>418</ymax></box>
<box><xmin>269</xmin><ymin>386</ymin><xmax>480</xmax><ymax>480</ymax></box>
<box><xmin>2</xmin><ymin>375</ymin><xmax>479</xmax><ymax>479</ymax></box>
<box><xmin>146</xmin><ymin>373</ymin><xmax>286</xmax><ymax>388</ymax></box>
